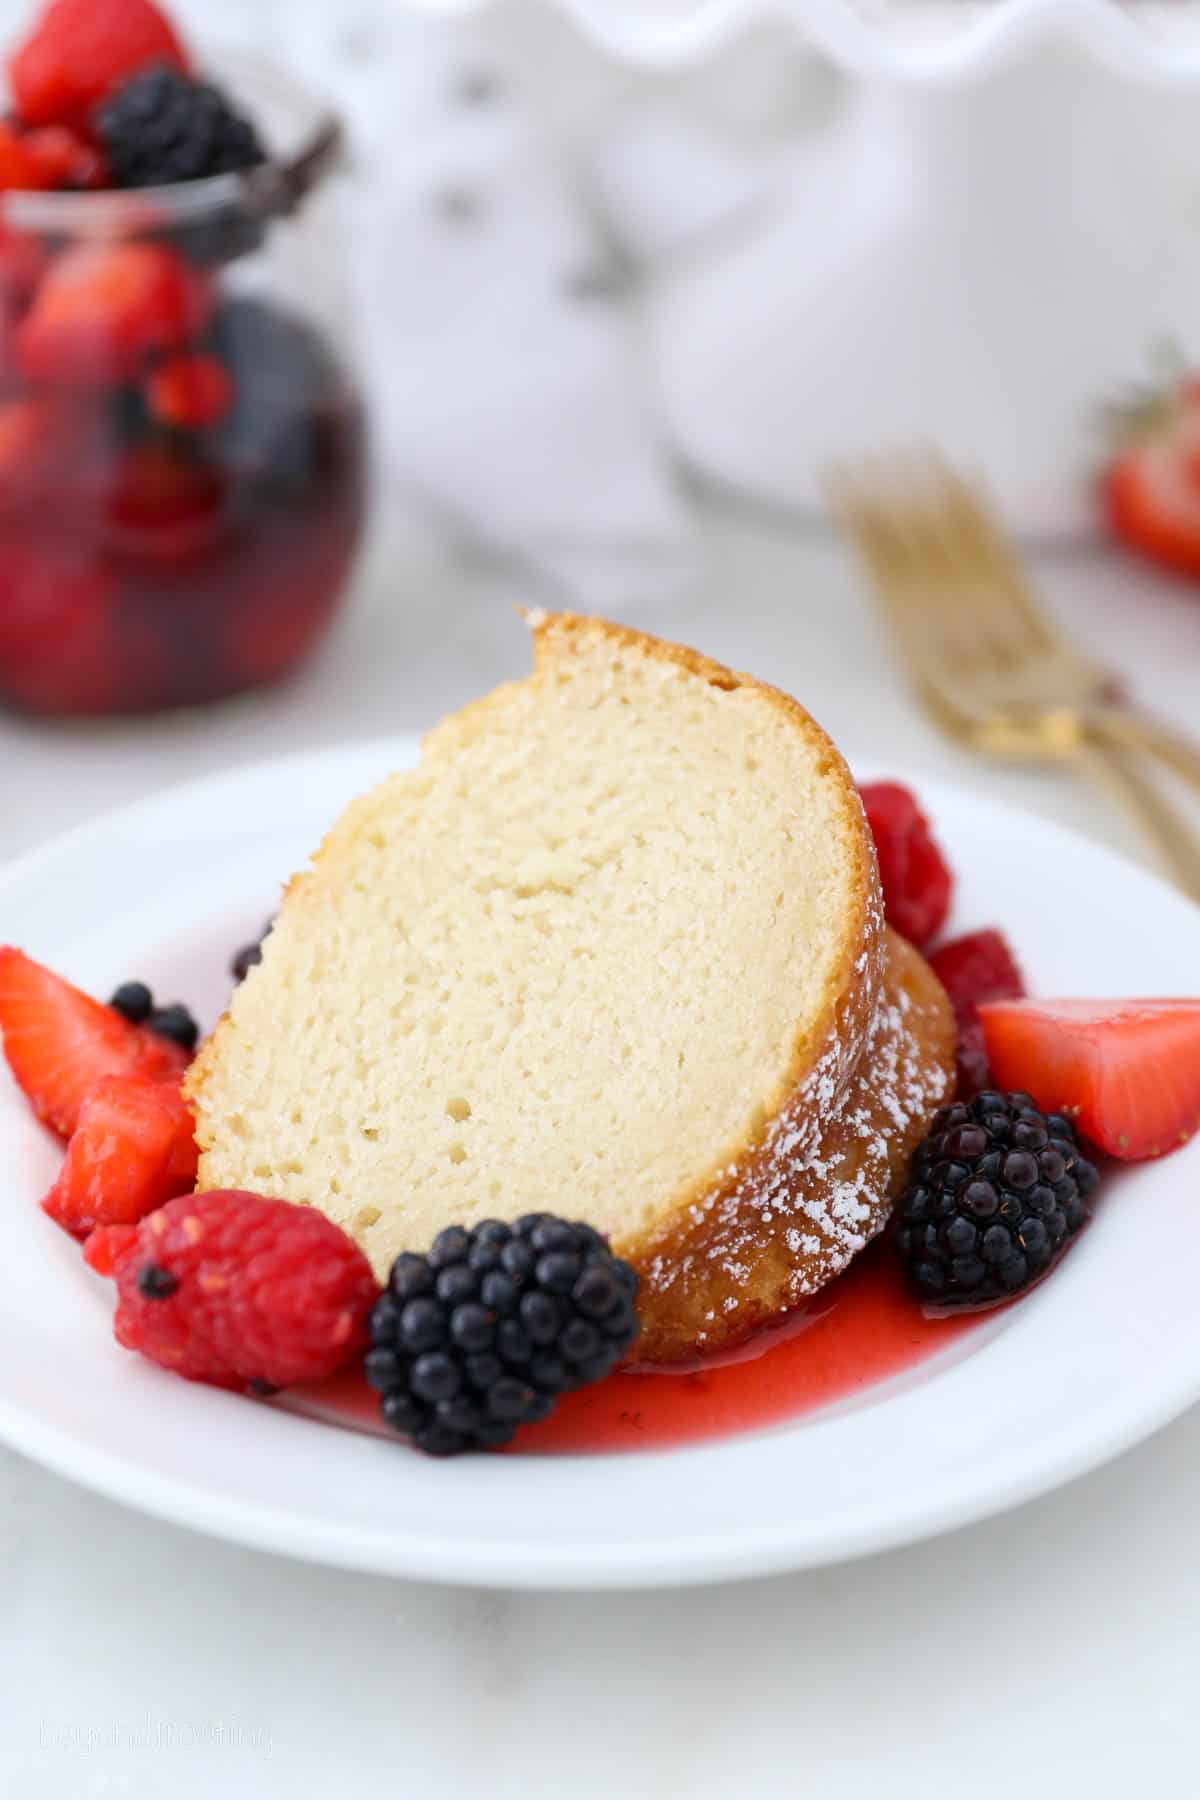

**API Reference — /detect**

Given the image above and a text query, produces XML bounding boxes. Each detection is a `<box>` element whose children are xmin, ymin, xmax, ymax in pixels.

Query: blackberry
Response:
<box><xmin>896</xmin><ymin>1090</ymin><xmax>1099</xmax><ymax>1310</ymax></box>
<box><xmin>97</xmin><ymin>64</ymin><xmax>266</xmax><ymax>190</ymax></box>
<box><xmin>209</xmin><ymin>300</ymin><xmax>348</xmax><ymax>500</ymax></box>
<box><xmin>367</xmin><ymin>1216</ymin><xmax>641</xmax><ymax>1455</ymax></box>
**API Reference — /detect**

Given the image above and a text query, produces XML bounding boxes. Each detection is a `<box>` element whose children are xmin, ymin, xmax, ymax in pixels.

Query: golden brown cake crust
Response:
<box><xmin>187</xmin><ymin>613</ymin><xmax>954</xmax><ymax>1366</ymax></box>
<box><xmin>520</xmin><ymin>608</ymin><xmax>890</xmax><ymax>1190</ymax></box>
<box><xmin>623</xmin><ymin>928</ymin><xmax>956</xmax><ymax>1364</ymax></box>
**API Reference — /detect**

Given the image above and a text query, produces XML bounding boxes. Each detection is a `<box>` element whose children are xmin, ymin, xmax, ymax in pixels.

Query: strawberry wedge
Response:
<box><xmin>980</xmin><ymin>997</ymin><xmax>1200</xmax><ymax>1161</ymax></box>
<box><xmin>43</xmin><ymin>1072</ymin><xmax>198</xmax><ymax>1238</ymax></box>
<box><xmin>0</xmin><ymin>947</ymin><xmax>188</xmax><ymax>1138</ymax></box>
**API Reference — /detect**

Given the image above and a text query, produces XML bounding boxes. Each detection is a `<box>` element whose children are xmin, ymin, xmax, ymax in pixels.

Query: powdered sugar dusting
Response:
<box><xmin>644</xmin><ymin>924</ymin><xmax>950</xmax><ymax>1347</ymax></box>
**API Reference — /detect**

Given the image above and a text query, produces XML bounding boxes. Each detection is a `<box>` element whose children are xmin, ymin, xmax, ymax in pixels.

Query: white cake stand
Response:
<box><xmin>422</xmin><ymin>0</ymin><xmax>1200</xmax><ymax>537</ymax></box>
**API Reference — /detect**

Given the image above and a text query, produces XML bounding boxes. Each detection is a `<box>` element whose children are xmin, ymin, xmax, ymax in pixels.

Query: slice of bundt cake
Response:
<box><xmin>186</xmin><ymin>614</ymin><xmax>955</xmax><ymax>1362</ymax></box>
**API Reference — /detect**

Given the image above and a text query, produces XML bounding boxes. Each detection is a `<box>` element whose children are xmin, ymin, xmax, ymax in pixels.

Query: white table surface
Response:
<box><xmin>4</xmin><ymin>1</ymin><xmax>1200</xmax><ymax>1793</ymax></box>
<box><xmin>3</xmin><ymin>498</ymin><xmax>1200</xmax><ymax>1800</ymax></box>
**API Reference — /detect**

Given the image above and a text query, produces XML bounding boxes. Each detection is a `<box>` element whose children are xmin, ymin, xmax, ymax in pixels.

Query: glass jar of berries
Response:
<box><xmin>0</xmin><ymin>1</ymin><xmax>366</xmax><ymax>718</ymax></box>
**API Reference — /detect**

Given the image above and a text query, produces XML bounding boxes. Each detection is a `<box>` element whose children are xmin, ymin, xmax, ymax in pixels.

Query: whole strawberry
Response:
<box><xmin>85</xmin><ymin>1190</ymin><xmax>380</xmax><ymax>1391</ymax></box>
<box><xmin>1102</xmin><ymin>370</ymin><xmax>1200</xmax><ymax>579</ymax></box>
<box><xmin>9</xmin><ymin>0</ymin><xmax>190</xmax><ymax>132</ymax></box>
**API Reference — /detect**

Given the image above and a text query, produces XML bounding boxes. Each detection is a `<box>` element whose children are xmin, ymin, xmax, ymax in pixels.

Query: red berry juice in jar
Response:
<box><xmin>0</xmin><ymin>52</ymin><xmax>365</xmax><ymax>718</ymax></box>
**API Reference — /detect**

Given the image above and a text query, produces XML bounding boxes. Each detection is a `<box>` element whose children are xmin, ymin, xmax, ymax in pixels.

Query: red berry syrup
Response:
<box><xmin>284</xmin><ymin>1239</ymin><xmax>982</xmax><ymax>1455</ymax></box>
<box><xmin>0</xmin><ymin>296</ymin><xmax>365</xmax><ymax>718</ymax></box>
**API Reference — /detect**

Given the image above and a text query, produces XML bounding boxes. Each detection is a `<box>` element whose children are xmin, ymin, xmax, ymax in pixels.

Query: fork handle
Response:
<box><xmin>1084</xmin><ymin>709</ymin><xmax>1200</xmax><ymax>797</ymax></box>
<box><xmin>1078</xmin><ymin>741</ymin><xmax>1200</xmax><ymax>905</ymax></box>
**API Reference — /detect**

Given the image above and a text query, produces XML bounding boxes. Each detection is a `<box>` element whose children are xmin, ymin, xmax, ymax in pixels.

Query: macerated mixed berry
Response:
<box><xmin>86</xmin><ymin>1188</ymin><xmax>381</xmax><ymax>1390</ymax></box>
<box><xmin>108</xmin><ymin>979</ymin><xmax>154</xmax><ymax>1024</ymax></box>
<box><xmin>0</xmin><ymin>1</ymin><xmax>365</xmax><ymax>721</ymax></box>
<box><xmin>896</xmin><ymin>1091</ymin><xmax>1099</xmax><ymax>1310</ymax></box>
<box><xmin>9</xmin><ymin>0</ymin><xmax>190</xmax><ymax>132</ymax></box>
<box><xmin>368</xmin><ymin>1215</ymin><xmax>641</xmax><ymax>1456</ymax></box>
<box><xmin>981</xmin><ymin>997</ymin><xmax>1200</xmax><ymax>1162</ymax></box>
<box><xmin>43</xmin><ymin>1070</ymin><xmax>197</xmax><ymax>1237</ymax></box>
<box><xmin>928</xmin><ymin>928</ymin><xmax>1026</xmax><ymax>1097</ymax></box>
<box><xmin>231</xmin><ymin>916</ymin><xmax>275</xmax><ymax>984</ymax></box>
<box><xmin>0</xmin><ymin>946</ymin><xmax>190</xmax><ymax>1137</ymax></box>
<box><xmin>859</xmin><ymin>781</ymin><xmax>953</xmax><ymax>950</ymax></box>
<box><xmin>97</xmin><ymin>62</ymin><xmax>265</xmax><ymax>189</ymax></box>
<box><xmin>145</xmin><ymin>1002</ymin><xmax>199</xmax><ymax>1051</ymax></box>
<box><xmin>110</xmin><ymin>981</ymin><xmax>199</xmax><ymax>1051</ymax></box>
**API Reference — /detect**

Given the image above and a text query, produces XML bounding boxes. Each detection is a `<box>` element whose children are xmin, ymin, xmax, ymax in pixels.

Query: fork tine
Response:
<box><xmin>857</xmin><ymin>451</ymin><xmax>1021</xmax><ymax>671</ymax></box>
<box><xmin>832</xmin><ymin>457</ymin><xmax>985</xmax><ymax>680</ymax></box>
<box><xmin>828</xmin><ymin>464</ymin><xmax>944</xmax><ymax>679</ymax></box>
<box><xmin>833</xmin><ymin>451</ymin><xmax>1063</xmax><ymax>687</ymax></box>
<box><xmin>891</xmin><ymin>455</ymin><xmax>1019</xmax><ymax>671</ymax></box>
<box><xmin>916</xmin><ymin>452</ymin><xmax>1061</xmax><ymax>658</ymax></box>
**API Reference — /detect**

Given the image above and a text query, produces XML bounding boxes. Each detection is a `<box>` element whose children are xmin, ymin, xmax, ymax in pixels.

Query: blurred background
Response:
<box><xmin>1</xmin><ymin>0</ymin><xmax>1198</xmax><ymax>873</ymax></box>
<box><xmin>3</xmin><ymin>4</ymin><xmax>1200</xmax><ymax>1797</ymax></box>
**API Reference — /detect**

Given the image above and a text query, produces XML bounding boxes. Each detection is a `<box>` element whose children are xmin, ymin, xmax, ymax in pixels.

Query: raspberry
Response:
<box><xmin>929</xmin><ymin>929</ymin><xmax>1026</xmax><ymax>1097</ymax></box>
<box><xmin>859</xmin><ymin>782</ymin><xmax>953</xmax><ymax>949</ymax></box>
<box><xmin>87</xmin><ymin>1190</ymin><xmax>381</xmax><ymax>1390</ymax></box>
<box><xmin>22</xmin><ymin>125</ymin><xmax>109</xmax><ymax>190</ymax></box>
<box><xmin>15</xmin><ymin>242</ymin><xmax>214</xmax><ymax>388</ymax></box>
<box><xmin>0</xmin><ymin>120</ymin><xmax>50</xmax><ymax>190</ymax></box>
<box><xmin>9</xmin><ymin>0</ymin><xmax>190</xmax><ymax>132</ymax></box>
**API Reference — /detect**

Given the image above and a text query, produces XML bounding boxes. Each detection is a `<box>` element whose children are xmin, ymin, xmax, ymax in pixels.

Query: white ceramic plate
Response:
<box><xmin>1</xmin><ymin>740</ymin><xmax>1198</xmax><ymax>1589</ymax></box>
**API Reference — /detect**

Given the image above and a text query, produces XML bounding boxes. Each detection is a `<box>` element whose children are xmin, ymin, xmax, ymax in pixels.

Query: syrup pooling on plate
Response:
<box><xmin>283</xmin><ymin>1239</ymin><xmax>980</xmax><ymax>1454</ymax></box>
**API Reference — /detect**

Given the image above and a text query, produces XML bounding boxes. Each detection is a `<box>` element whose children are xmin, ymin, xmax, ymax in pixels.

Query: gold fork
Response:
<box><xmin>830</xmin><ymin>453</ymin><xmax>1200</xmax><ymax>904</ymax></box>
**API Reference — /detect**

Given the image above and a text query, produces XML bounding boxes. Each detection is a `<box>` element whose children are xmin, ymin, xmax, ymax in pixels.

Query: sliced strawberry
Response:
<box><xmin>0</xmin><ymin>120</ymin><xmax>105</xmax><ymax>192</ymax></box>
<box><xmin>0</xmin><ymin>948</ymin><xmax>188</xmax><ymax>1138</ymax></box>
<box><xmin>979</xmin><ymin>997</ymin><xmax>1200</xmax><ymax>1160</ymax></box>
<box><xmin>16</xmin><ymin>242</ymin><xmax>214</xmax><ymax>387</ymax></box>
<box><xmin>929</xmin><ymin>928</ymin><xmax>1026</xmax><ymax>1097</ymax></box>
<box><xmin>146</xmin><ymin>352</ymin><xmax>234</xmax><ymax>430</ymax></box>
<box><xmin>43</xmin><ymin>1072</ymin><xmax>197</xmax><ymax>1238</ymax></box>
<box><xmin>22</xmin><ymin>125</ymin><xmax>109</xmax><ymax>191</ymax></box>
<box><xmin>0</xmin><ymin>120</ymin><xmax>50</xmax><ymax>191</ymax></box>
<box><xmin>82</xmin><ymin>1221</ymin><xmax>138</xmax><ymax>1276</ymax></box>
<box><xmin>10</xmin><ymin>0</ymin><xmax>190</xmax><ymax>132</ymax></box>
